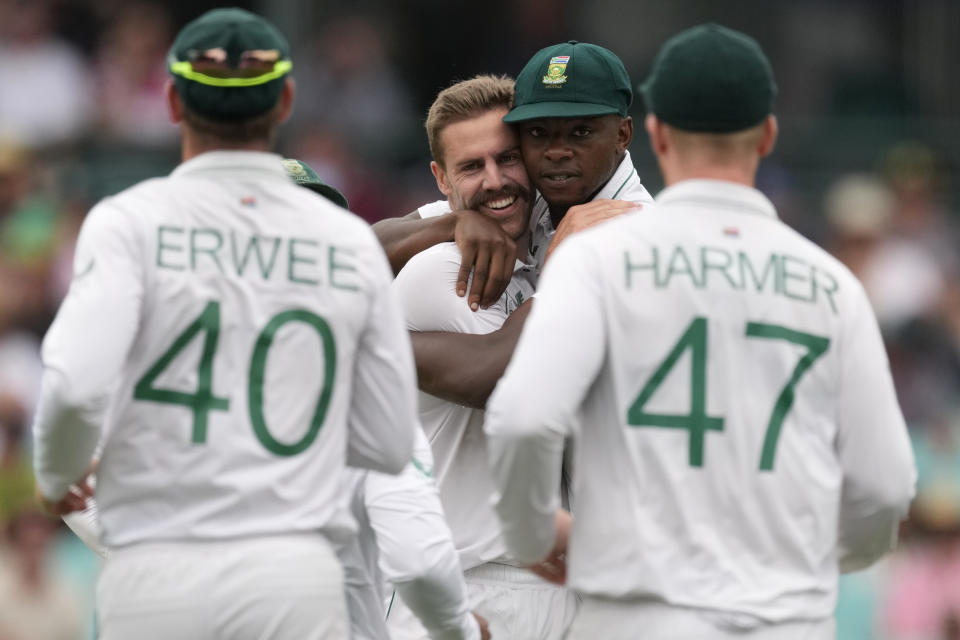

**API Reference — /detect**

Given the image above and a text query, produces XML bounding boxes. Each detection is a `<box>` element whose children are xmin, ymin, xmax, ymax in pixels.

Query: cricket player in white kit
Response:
<box><xmin>54</xmin><ymin>156</ymin><xmax>484</xmax><ymax>640</ymax></box>
<box><xmin>32</xmin><ymin>9</ymin><xmax>418</xmax><ymax>640</ymax></box>
<box><xmin>486</xmin><ymin>24</ymin><xmax>917</xmax><ymax>640</ymax></box>
<box><xmin>384</xmin><ymin>75</ymin><xmax>575</xmax><ymax>640</ymax></box>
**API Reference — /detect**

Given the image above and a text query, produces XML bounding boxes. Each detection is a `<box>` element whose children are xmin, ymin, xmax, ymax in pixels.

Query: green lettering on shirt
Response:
<box><xmin>739</xmin><ymin>252</ymin><xmax>779</xmax><ymax>294</ymax></box>
<box><xmin>701</xmin><ymin>246</ymin><xmax>741</xmax><ymax>290</ymax></box>
<box><xmin>288</xmin><ymin>238</ymin><xmax>320</xmax><ymax>285</ymax></box>
<box><xmin>816</xmin><ymin>267</ymin><xmax>840</xmax><ymax>315</ymax></box>
<box><xmin>230</xmin><ymin>232</ymin><xmax>281</xmax><ymax>279</ymax></box>
<box><xmin>329</xmin><ymin>246</ymin><xmax>360</xmax><ymax>292</ymax></box>
<box><xmin>662</xmin><ymin>246</ymin><xmax>701</xmax><ymax>289</ymax></box>
<box><xmin>622</xmin><ymin>243</ymin><xmax>840</xmax><ymax>315</ymax></box>
<box><xmin>625</xmin><ymin>247</ymin><xmax>658</xmax><ymax>290</ymax></box>
<box><xmin>190</xmin><ymin>228</ymin><xmax>224</xmax><ymax>273</ymax></box>
<box><xmin>780</xmin><ymin>254</ymin><xmax>816</xmax><ymax>304</ymax></box>
<box><xmin>157</xmin><ymin>226</ymin><xmax>186</xmax><ymax>271</ymax></box>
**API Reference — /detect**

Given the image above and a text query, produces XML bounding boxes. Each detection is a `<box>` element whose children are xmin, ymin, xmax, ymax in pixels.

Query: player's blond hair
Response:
<box><xmin>426</xmin><ymin>74</ymin><xmax>515</xmax><ymax>167</ymax></box>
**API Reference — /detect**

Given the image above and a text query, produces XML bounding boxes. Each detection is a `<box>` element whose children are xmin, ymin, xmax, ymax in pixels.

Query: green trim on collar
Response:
<box><xmin>611</xmin><ymin>168</ymin><xmax>636</xmax><ymax>200</ymax></box>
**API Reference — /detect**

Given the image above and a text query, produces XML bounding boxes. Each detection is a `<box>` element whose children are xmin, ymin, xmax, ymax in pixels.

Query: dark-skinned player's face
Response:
<box><xmin>518</xmin><ymin>114</ymin><xmax>632</xmax><ymax>213</ymax></box>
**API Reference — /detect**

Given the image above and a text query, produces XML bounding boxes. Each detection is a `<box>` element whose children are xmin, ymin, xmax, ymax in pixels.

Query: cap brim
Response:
<box><xmin>503</xmin><ymin>101</ymin><xmax>622</xmax><ymax>123</ymax></box>
<box><xmin>305</xmin><ymin>183</ymin><xmax>349</xmax><ymax>209</ymax></box>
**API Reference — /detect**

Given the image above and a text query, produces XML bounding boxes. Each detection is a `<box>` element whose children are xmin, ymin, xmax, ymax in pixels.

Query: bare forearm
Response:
<box><xmin>372</xmin><ymin>212</ymin><xmax>456</xmax><ymax>275</ymax></box>
<box><xmin>412</xmin><ymin>300</ymin><xmax>533</xmax><ymax>408</ymax></box>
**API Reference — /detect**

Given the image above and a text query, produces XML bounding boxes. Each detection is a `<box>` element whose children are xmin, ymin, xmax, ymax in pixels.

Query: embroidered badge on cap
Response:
<box><xmin>282</xmin><ymin>159</ymin><xmax>306</xmax><ymax>176</ymax></box>
<box><xmin>542</xmin><ymin>55</ymin><xmax>569</xmax><ymax>87</ymax></box>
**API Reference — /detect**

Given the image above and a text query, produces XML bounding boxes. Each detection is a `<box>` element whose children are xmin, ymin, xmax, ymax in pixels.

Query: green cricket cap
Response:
<box><xmin>503</xmin><ymin>41</ymin><xmax>632</xmax><ymax>123</ymax></box>
<box><xmin>282</xmin><ymin>159</ymin><xmax>349</xmax><ymax>209</ymax></box>
<box><xmin>640</xmin><ymin>23</ymin><xmax>776</xmax><ymax>133</ymax></box>
<box><xmin>168</xmin><ymin>8</ymin><xmax>292</xmax><ymax>120</ymax></box>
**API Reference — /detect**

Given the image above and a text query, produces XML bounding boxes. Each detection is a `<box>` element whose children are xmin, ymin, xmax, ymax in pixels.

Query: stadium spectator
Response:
<box><xmin>0</xmin><ymin>0</ymin><xmax>93</xmax><ymax>147</ymax></box>
<box><xmin>93</xmin><ymin>2</ymin><xmax>176</xmax><ymax>145</ymax></box>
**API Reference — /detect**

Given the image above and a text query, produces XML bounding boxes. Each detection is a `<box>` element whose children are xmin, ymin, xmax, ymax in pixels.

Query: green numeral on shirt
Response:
<box><xmin>133</xmin><ymin>301</ymin><xmax>230</xmax><ymax>443</ymax></box>
<box><xmin>627</xmin><ymin>317</ymin><xmax>724</xmax><ymax>467</ymax></box>
<box><xmin>627</xmin><ymin>317</ymin><xmax>829</xmax><ymax>471</ymax></box>
<box><xmin>133</xmin><ymin>301</ymin><xmax>337</xmax><ymax>456</ymax></box>
<box><xmin>249</xmin><ymin>310</ymin><xmax>336</xmax><ymax>456</ymax></box>
<box><xmin>744</xmin><ymin>322</ymin><xmax>830</xmax><ymax>470</ymax></box>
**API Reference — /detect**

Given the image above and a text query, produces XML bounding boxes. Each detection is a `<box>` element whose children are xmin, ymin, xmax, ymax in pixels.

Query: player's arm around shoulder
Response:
<box><xmin>345</xmin><ymin>227</ymin><xmax>418</xmax><ymax>475</ymax></box>
<box><xmin>394</xmin><ymin>243</ymin><xmax>520</xmax><ymax>408</ymax></box>
<box><xmin>374</xmin><ymin>201</ymin><xmax>517</xmax><ymax>310</ymax></box>
<box><xmin>834</xmin><ymin>274</ymin><xmax>917</xmax><ymax>572</ymax></box>
<box><xmin>394</xmin><ymin>242</ymin><xmax>507</xmax><ymax>332</ymax></box>
<box><xmin>372</xmin><ymin>208</ymin><xmax>440</xmax><ymax>275</ymax></box>
<box><xmin>393</xmin><ymin>243</ymin><xmax>479</xmax><ymax>332</ymax></box>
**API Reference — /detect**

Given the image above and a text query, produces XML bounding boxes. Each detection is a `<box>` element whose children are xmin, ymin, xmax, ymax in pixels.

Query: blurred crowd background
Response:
<box><xmin>0</xmin><ymin>0</ymin><xmax>957</xmax><ymax>638</ymax></box>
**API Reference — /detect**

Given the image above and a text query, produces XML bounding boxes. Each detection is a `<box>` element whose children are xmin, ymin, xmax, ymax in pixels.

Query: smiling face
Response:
<box><xmin>518</xmin><ymin>114</ymin><xmax>632</xmax><ymax>219</ymax></box>
<box><xmin>431</xmin><ymin>107</ymin><xmax>533</xmax><ymax>240</ymax></box>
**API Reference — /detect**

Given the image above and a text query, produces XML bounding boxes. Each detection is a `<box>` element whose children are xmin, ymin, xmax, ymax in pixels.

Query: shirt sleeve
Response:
<box><xmin>33</xmin><ymin>200</ymin><xmax>144</xmax><ymax>500</ymax></box>
<box><xmin>835</xmin><ymin>282</ymin><xmax>917</xmax><ymax>572</ymax></box>
<box><xmin>418</xmin><ymin>199</ymin><xmax>452</xmax><ymax>219</ymax></box>
<box><xmin>393</xmin><ymin>244</ymin><xmax>504</xmax><ymax>334</ymax></box>
<box><xmin>345</xmin><ymin>235</ymin><xmax>419</xmax><ymax>475</ymax></box>
<box><xmin>484</xmin><ymin>235</ymin><xmax>607</xmax><ymax>564</ymax></box>
<box><xmin>366</xmin><ymin>430</ymin><xmax>479</xmax><ymax>640</ymax></box>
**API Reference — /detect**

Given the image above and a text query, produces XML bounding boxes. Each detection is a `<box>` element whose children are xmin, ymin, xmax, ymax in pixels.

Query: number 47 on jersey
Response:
<box><xmin>627</xmin><ymin>317</ymin><xmax>829</xmax><ymax>471</ymax></box>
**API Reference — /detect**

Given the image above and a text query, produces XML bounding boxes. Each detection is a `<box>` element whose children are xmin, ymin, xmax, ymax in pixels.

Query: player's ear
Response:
<box><xmin>165</xmin><ymin>79</ymin><xmax>184</xmax><ymax>124</ymax></box>
<box><xmin>430</xmin><ymin>160</ymin><xmax>453</xmax><ymax>197</ymax></box>
<box><xmin>616</xmin><ymin>116</ymin><xmax>633</xmax><ymax>152</ymax></box>
<box><xmin>645</xmin><ymin>114</ymin><xmax>666</xmax><ymax>154</ymax></box>
<box><xmin>758</xmin><ymin>115</ymin><xmax>778</xmax><ymax>157</ymax></box>
<box><xmin>276</xmin><ymin>78</ymin><xmax>296</xmax><ymax>125</ymax></box>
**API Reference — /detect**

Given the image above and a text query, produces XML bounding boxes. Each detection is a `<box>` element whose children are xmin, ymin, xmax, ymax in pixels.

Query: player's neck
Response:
<box><xmin>661</xmin><ymin>158</ymin><xmax>759</xmax><ymax>188</ymax></box>
<box><xmin>180</xmin><ymin>129</ymin><xmax>274</xmax><ymax>162</ymax></box>
<box><xmin>548</xmin><ymin>204</ymin><xmax>569</xmax><ymax>228</ymax></box>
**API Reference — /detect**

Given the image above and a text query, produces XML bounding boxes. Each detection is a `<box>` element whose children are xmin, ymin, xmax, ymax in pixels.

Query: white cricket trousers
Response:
<box><xmin>567</xmin><ymin>597</ymin><xmax>835</xmax><ymax>640</ymax></box>
<box><xmin>387</xmin><ymin>561</ymin><xmax>578</xmax><ymax>640</ymax></box>
<box><xmin>97</xmin><ymin>533</ymin><xmax>348</xmax><ymax>640</ymax></box>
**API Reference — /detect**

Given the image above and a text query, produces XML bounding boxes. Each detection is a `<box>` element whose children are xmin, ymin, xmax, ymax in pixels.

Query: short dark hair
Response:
<box><xmin>180</xmin><ymin>99</ymin><xmax>284</xmax><ymax>145</ymax></box>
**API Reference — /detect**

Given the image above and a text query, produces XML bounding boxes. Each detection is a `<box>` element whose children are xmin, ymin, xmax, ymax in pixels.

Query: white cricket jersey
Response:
<box><xmin>33</xmin><ymin>151</ymin><xmax>418</xmax><ymax>548</ymax></box>
<box><xmin>339</xmin><ymin>428</ymin><xmax>478</xmax><ymax>640</ymax></box>
<box><xmin>486</xmin><ymin>179</ymin><xmax>916</xmax><ymax>624</ymax></box>
<box><xmin>393</xmin><ymin>243</ymin><xmax>536</xmax><ymax>570</ymax></box>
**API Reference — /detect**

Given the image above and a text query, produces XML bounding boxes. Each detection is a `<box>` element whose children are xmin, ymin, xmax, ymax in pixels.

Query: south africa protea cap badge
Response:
<box><xmin>542</xmin><ymin>55</ymin><xmax>569</xmax><ymax>87</ymax></box>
